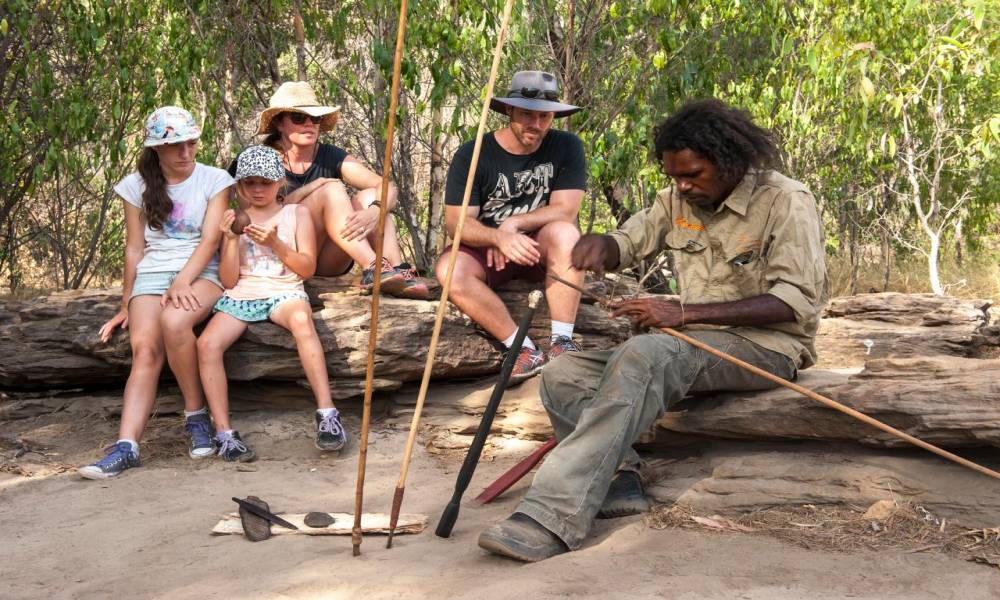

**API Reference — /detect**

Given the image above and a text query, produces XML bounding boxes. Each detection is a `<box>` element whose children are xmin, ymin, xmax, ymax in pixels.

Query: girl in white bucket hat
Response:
<box><xmin>81</xmin><ymin>106</ymin><xmax>236</xmax><ymax>480</ymax></box>
<box><xmin>232</xmin><ymin>81</ymin><xmax>429</xmax><ymax>299</ymax></box>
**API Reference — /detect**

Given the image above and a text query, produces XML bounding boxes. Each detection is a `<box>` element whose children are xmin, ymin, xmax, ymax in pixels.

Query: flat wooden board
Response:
<box><xmin>212</xmin><ymin>512</ymin><xmax>427</xmax><ymax>536</ymax></box>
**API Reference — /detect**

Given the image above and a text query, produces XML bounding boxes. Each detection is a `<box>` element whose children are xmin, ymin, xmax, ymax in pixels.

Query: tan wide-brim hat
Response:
<box><xmin>256</xmin><ymin>81</ymin><xmax>341</xmax><ymax>135</ymax></box>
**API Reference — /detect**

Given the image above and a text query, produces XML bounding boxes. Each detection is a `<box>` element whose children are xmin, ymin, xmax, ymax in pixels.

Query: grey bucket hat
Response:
<box><xmin>489</xmin><ymin>71</ymin><xmax>581</xmax><ymax>118</ymax></box>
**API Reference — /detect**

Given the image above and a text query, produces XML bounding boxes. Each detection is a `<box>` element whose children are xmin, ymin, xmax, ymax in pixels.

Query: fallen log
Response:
<box><xmin>394</xmin><ymin>355</ymin><xmax>1000</xmax><ymax>452</ymax></box>
<box><xmin>0</xmin><ymin>278</ymin><xmax>630</xmax><ymax>397</ymax></box>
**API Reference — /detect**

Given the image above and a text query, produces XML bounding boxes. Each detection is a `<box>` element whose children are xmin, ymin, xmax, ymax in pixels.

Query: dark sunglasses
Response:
<box><xmin>511</xmin><ymin>87</ymin><xmax>559</xmax><ymax>101</ymax></box>
<box><xmin>284</xmin><ymin>112</ymin><xmax>323</xmax><ymax>125</ymax></box>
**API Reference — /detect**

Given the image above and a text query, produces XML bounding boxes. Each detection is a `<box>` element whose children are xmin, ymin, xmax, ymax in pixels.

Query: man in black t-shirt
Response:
<box><xmin>435</xmin><ymin>70</ymin><xmax>587</xmax><ymax>384</ymax></box>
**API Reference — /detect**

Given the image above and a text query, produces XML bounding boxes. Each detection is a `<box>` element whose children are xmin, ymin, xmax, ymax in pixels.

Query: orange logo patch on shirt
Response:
<box><xmin>674</xmin><ymin>217</ymin><xmax>704</xmax><ymax>232</ymax></box>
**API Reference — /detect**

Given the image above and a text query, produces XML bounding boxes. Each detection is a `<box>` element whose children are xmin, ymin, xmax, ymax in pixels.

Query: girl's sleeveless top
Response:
<box><xmin>225</xmin><ymin>204</ymin><xmax>304</xmax><ymax>300</ymax></box>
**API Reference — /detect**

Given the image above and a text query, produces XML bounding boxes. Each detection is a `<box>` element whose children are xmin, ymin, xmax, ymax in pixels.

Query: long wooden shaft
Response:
<box><xmin>386</xmin><ymin>0</ymin><xmax>517</xmax><ymax>548</ymax></box>
<box><xmin>353</xmin><ymin>0</ymin><xmax>409</xmax><ymax>558</ymax></box>
<box><xmin>546</xmin><ymin>272</ymin><xmax>1000</xmax><ymax>482</ymax></box>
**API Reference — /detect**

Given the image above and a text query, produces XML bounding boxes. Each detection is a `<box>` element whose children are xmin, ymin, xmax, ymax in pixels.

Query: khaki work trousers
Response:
<box><xmin>517</xmin><ymin>330</ymin><xmax>797</xmax><ymax>549</ymax></box>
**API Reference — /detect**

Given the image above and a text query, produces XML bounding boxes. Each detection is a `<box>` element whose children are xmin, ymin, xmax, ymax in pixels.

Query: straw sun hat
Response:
<box><xmin>256</xmin><ymin>81</ymin><xmax>342</xmax><ymax>135</ymax></box>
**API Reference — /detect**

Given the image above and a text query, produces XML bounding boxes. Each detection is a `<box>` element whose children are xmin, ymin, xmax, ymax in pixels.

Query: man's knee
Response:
<box><xmin>436</xmin><ymin>252</ymin><xmax>483</xmax><ymax>297</ymax></box>
<box><xmin>539</xmin><ymin>221</ymin><xmax>580</xmax><ymax>256</ymax></box>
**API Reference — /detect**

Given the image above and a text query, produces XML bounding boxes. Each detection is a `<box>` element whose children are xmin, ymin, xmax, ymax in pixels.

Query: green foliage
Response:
<box><xmin>1</xmin><ymin>0</ymin><xmax>997</xmax><ymax>294</ymax></box>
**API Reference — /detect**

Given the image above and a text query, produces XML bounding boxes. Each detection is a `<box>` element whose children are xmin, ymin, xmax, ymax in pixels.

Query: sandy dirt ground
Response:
<box><xmin>3</xmin><ymin>381</ymin><xmax>1000</xmax><ymax>600</ymax></box>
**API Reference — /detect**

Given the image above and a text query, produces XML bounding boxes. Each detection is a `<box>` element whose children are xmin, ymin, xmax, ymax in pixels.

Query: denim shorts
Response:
<box><xmin>131</xmin><ymin>269</ymin><xmax>223</xmax><ymax>300</ymax></box>
<box><xmin>214</xmin><ymin>291</ymin><xmax>309</xmax><ymax>323</ymax></box>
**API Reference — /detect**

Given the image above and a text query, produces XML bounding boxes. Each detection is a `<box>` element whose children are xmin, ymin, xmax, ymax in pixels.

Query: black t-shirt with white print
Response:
<box><xmin>444</xmin><ymin>130</ymin><xmax>587</xmax><ymax>228</ymax></box>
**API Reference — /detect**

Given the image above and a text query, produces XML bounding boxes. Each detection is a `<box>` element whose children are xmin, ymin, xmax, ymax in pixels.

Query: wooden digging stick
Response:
<box><xmin>385</xmin><ymin>0</ymin><xmax>517</xmax><ymax>549</ymax></box>
<box><xmin>546</xmin><ymin>272</ymin><xmax>1000</xmax><ymax>483</ymax></box>
<box><xmin>353</xmin><ymin>0</ymin><xmax>409</xmax><ymax>558</ymax></box>
<box><xmin>475</xmin><ymin>437</ymin><xmax>557</xmax><ymax>504</ymax></box>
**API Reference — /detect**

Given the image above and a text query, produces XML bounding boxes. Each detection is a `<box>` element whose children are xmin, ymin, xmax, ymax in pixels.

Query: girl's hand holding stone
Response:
<box><xmin>221</xmin><ymin>210</ymin><xmax>238</xmax><ymax>240</ymax></box>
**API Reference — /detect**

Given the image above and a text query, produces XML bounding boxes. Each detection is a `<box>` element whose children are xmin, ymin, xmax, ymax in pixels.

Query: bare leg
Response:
<box><xmin>435</xmin><ymin>251</ymin><xmax>518</xmax><ymax>341</ymax></box>
<box><xmin>269</xmin><ymin>299</ymin><xmax>333</xmax><ymax>409</ymax></box>
<box><xmin>298</xmin><ymin>180</ymin><xmax>377</xmax><ymax>267</ymax></box>
<box><xmin>536</xmin><ymin>221</ymin><xmax>583</xmax><ymax>325</ymax></box>
<box><xmin>160</xmin><ymin>279</ymin><xmax>224</xmax><ymax>412</ymax></box>
<box><xmin>195</xmin><ymin>312</ymin><xmax>248</xmax><ymax>432</ymax></box>
<box><xmin>118</xmin><ymin>296</ymin><xmax>167</xmax><ymax>442</ymax></box>
<box><xmin>315</xmin><ymin>238</ymin><xmax>356</xmax><ymax>277</ymax></box>
<box><xmin>353</xmin><ymin>187</ymin><xmax>405</xmax><ymax>266</ymax></box>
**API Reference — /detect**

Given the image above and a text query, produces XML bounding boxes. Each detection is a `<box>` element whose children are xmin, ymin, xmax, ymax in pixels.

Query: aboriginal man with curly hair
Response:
<box><xmin>478</xmin><ymin>99</ymin><xmax>829</xmax><ymax>562</ymax></box>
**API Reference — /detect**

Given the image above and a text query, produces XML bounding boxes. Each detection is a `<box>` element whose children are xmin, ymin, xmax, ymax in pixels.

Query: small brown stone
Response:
<box><xmin>303</xmin><ymin>511</ymin><xmax>335</xmax><ymax>528</ymax></box>
<box><xmin>231</xmin><ymin>209</ymin><xmax>251</xmax><ymax>235</ymax></box>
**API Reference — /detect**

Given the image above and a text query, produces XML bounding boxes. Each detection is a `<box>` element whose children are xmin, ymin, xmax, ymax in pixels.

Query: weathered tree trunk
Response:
<box><xmin>0</xmin><ymin>279</ymin><xmax>632</xmax><ymax>397</ymax></box>
<box><xmin>425</xmin><ymin>104</ymin><xmax>448</xmax><ymax>261</ymax></box>
<box><xmin>293</xmin><ymin>0</ymin><xmax>307</xmax><ymax>81</ymax></box>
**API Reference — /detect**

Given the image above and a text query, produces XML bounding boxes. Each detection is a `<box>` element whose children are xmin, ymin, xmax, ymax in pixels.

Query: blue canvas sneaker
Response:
<box><xmin>78</xmin><ymin>441</ymin><xmax>140</xmax><ymax>480</ymax></box>
<box><xmin>185</xmin><ymin>412</ymin><xmax>216</xmax><ymax>459</ymax></box>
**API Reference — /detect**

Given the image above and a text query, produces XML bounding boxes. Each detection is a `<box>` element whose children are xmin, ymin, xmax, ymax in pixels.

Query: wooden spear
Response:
<box><xmin>546</xmin><ymin>272</ymin><xmax>1000</xmax><ymax>483</ymax></box>
<box><xmin>385</xmin><ymin>0</ymin><xmax>517</xmax><ymax>548</ymax></box>
<box><xmin>352</xmin><ymin>0</ymin><xmax>409</xmax><ymax>557</ymax></box>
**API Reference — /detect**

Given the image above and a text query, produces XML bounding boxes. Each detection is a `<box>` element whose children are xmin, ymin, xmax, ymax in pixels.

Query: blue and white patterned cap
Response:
<box><xmin>235</xmin><ymin>145</ymin><xmax>285</xmax><ymax>181</ymax></box>
<box><xmin>143</xmin><ymin>106</ymin><xmax>201</xmax><ymax>147</ymax></box>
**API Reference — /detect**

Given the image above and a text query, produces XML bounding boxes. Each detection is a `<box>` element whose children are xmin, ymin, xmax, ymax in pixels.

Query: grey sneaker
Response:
<box><xmin>315</xmin><ymin>409</ymin><xmax>348</xmax><ymax>452</ymax></box>
<box><xmin>547</xmin><ymin>335</ymin><xmax>581</xmax><ymax>361</ymax></box>
<box><xmin>185</xmin><ymin>412</ymin><xmax>216</xmax><ymax>459</ymax></box>
<box><xmin>79</xmin><ymin>441</ymin><xmax>140</xmax><ymax>480</ymax></box>
<box><xmin>216</xmin><ymin>431</ymin><xmax>256</xmax><ymax>462</ymax></box>
<box><xmin>478</xmin><ymin>512</ymin><xmax>568</xmax><ymax>562</ymax></box>
<box><xmin>360</xmin><ymin>257</ymin><xmax>407</xmax><ymax>295</ymax></box>
<box><xmin>508</xmin><ymin>347</ymin><xmax>546</xmax><ymax>387</ymax></box>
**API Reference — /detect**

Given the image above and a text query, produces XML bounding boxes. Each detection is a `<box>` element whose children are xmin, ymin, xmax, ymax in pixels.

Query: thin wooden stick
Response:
<box><xmin>386</xmin><ymin>0</ymin><xmax>517</xmax><ymax>548</ymax></box>
<box><xmin>353</xmin><ymin>0</ymin><xmax>409</xmax><ymax>558</ymax></box>
<box><xmin>546</xmin><ymin>272</ymin><xmax>1000</xmax><ymax>483</ymax></box>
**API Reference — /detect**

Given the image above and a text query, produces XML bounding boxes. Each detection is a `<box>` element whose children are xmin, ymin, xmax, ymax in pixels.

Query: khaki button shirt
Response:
<box><xmin>608</xmin><ymin>170</ymin><xmax>829</xmax><ymax>368</ymax></box>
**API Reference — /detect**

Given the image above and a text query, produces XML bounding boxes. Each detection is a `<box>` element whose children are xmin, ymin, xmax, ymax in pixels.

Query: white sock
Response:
<box><xmin>184</xmin><ymin>407</ymin><xmax>207</xmax><ymax>419</ymax></box>
<box><xmin>117</xmin><ymin>439</ymin><xmax>139</xmax><ymax>456</ymax></box>
<box><xmin>501</xmin><ymin>331</ymin><xmax>536</xmax><ymax>350</ymax></box>
<box><xmin>551</xmin><ymin>321</ymin><xmax>574</xmax><ymax>341</ymax></box>
<box><xmin>317</xmin><ymin>407</ymin><xmax>337</xmax><ymax>417</ymax></box>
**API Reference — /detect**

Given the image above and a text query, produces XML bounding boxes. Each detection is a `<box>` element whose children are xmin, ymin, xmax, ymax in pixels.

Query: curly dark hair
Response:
<box><xmin>653</xmin><ymin>99</ymin><xmax>779</xmax><ymax>184</ymax></box>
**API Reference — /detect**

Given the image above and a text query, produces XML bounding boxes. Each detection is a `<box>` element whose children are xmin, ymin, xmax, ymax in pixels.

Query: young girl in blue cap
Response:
<box><xmin>197</xmin><ymin>145</ymin><xmax>347</xmax><ymax>461</ymax></box>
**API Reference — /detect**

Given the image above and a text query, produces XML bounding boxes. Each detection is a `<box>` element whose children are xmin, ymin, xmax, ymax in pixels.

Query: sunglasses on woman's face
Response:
<box><xmin>513</xmin><ymin>87</ymin><xmax>560</xmax><ymax>101</ymax></box>
<box><xmin>285</xmin><ymin>112</ymin><xmax>323</xmax><ymax>125</ymax></box>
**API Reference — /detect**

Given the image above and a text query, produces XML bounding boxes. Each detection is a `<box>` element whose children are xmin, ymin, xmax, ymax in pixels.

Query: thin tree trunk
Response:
<box><xmin>953</xmin><ymin>215</ymin><xmax>963</xmax><ymax>267</ymax></box>
<box><xmin>928</xmin><ymin>233</ymin><xmax>943</xmax><ymax>296</ymax></box>
<box><xmin>880</xmin><ymin>225</ymin><xmax>891</xmax><ymax>292</ymax></box>
<box><xmin>425</xmin><ymin>104</ymin><xmax>447</xmax><ymax>260</ymax></box>
<box><xmin>293</xmin><ymin>0</ymin><xmax>307</xmax><ymax>81</ymax></box>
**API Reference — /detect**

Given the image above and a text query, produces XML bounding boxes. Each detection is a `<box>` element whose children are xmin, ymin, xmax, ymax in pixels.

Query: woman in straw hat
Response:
<box><xmin>81</xmin><ymin>106</ymin><xmax>235</xmax><ymax>479</ymax></box>
<box><xmin>245</xmin><ymin>81</ymin><xmax>427</xmax><ymax>298</ymax></box>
